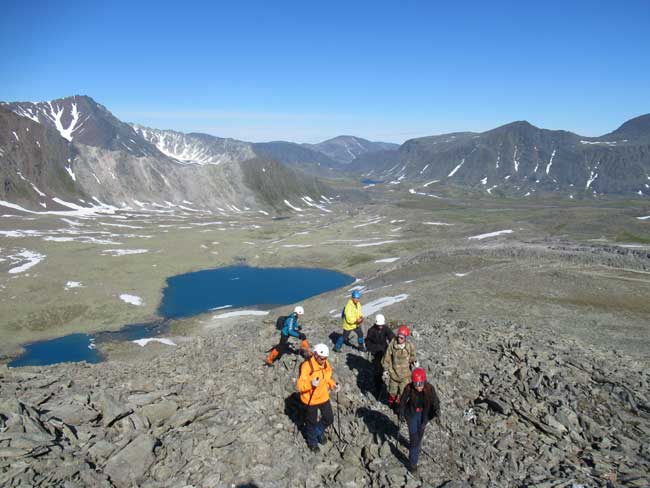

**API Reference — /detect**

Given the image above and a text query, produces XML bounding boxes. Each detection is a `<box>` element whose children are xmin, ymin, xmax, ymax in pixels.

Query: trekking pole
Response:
<box><xmin>336</xmin><ymin>390</ymin><xmax>342</xmax><ymax>443</ymax></box>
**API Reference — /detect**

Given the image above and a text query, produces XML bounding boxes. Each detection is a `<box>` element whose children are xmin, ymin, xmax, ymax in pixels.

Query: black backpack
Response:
<box><xmin>275</xmin><ymin>315</ymin><xmax>288</xmax><ymax>331</ymax></box>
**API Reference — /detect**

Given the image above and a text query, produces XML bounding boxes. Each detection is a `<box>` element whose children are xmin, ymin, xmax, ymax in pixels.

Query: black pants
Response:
<box><xmin>303</xmin><ymin>401</ymin><xmax>334</xmax><ymax>448</ymax></box>
<box><xmin>372</xmin><ymin>351</ymin><xmax>385</xmax><ymax>388</ymax></box>
<box><xmin>274</xmin><ymin>334</ymin><xmax>293</xmax><ymax>359</ymax></box>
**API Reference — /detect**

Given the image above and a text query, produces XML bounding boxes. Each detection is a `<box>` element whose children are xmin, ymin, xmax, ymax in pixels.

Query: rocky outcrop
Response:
<box><xmin>1</xmin><ymin>312</ymin><xmax>648</xmax><ymax>487</ymax></box>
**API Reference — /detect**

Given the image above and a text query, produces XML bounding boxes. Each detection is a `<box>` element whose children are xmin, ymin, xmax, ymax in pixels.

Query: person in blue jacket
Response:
<box><xmin>265</xmin><ymin>306</ymin><xmax>309</xmax><ymax>365</ymax></box>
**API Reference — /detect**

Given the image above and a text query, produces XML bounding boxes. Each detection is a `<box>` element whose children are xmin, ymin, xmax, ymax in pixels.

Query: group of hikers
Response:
<box><xmin>264</xmin><ymin>290</ymin><xmax>441</xmax><ymax>475</ymax></box>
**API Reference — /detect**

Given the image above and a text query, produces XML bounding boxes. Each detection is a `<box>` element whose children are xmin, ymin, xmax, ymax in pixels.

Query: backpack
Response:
<box><xmin>276</xmin><ymin>315</ymin><xmax>289</xmax><ymax>331</ymax></box>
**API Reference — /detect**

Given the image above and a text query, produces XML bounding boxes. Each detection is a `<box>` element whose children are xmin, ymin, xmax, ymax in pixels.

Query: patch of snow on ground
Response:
<box><xmin>448</xmin><ymin>159</ymin><xmax>465</xmax><ymax>177</ymax></box>
<box><xmin>120</xmin><ymin>294</ymin><xmax>143</xmax><ymax>306</ymax></box>
<box><xmin>354</xmin><ymin>240</ymin><xmax>398</xmax><ymax>247</ymax></box>
<box><xmin>423</xmin><ymin>180</ymin><xmax>439</xmax><ymax>187</ymax></box>
<box><xmin>375</xmin><ymin>257</ymin><xmax>399</xmax><ymax>263</ymax></box>
<box><xmin>284</xmin><ymin>200</ymin><xmax>303</xmax><ymax>212</ymax></box>
<box><xmin>214</xmin><ymin>310</ymin><xmax>269</xmax><ymax>319</ymax></box>
<box><xmin>469</xmin><ymin>229</ymin><xmax>513</xmax><ymax>240</ymax></box>
<box><xmin>65</xmin><ymin>281</ymin><xmax>83</xmax><ymax>290</ymax></box>
<box><xmin>282</xmin><ymin>244</ymin><xmax>312</xmax><ymax>248</ymax></box>
<box><xmin>210</xmin><ymin>305</ymin><xmax>232</xmax><ymax>311</ymax></box>
<box><xmin>423</xmin><ymin>222</ymin><xmax>452</xmax><ymax>226</ymax></box>
<box><xmin>8</xmin><ymin>250</ymin><xmax>45</xmax><ymax>274</ymax></box>
<box><xmin>637</xmin><ymin>215</ymin><xmax>650</xmax><ymax>220</ymax></box>
<box><xmin>133</xmin><ymin>338</ymin><xmax>176</xmax><ymax>347</ymax></box>
<box><xmin>454</xmin><ymin>273</ymin><xmax>469</xmax><ymax>277</ymax></box>
<box><xmin>363</xmin><ymin>294</ymin><xmax>409</xmax><ymax>316</ymax></box>
<box><xmin>102</xmin><ymin>249</ymin><xmax>149</xmax><ymax>256</ymax></box>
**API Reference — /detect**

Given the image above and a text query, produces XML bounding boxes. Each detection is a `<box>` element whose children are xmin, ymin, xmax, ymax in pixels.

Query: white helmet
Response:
<box><xmin>375</xmin><ymin>314</ymin><xmax>386</xmax><ymax>326</ymax></box>
<box><xmin>313</xmin><ymin>343</ymin><xmax>329</xmax><ymax>358</ymax></box>
<box><xmin>294</xmin><ymin>306</ymin><xmax>304</xmax><ymax>315</ymax></box>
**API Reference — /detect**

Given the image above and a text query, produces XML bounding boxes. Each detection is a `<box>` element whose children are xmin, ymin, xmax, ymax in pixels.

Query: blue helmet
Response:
<box><xmin>351</xmin><ymin>290</ymin><xmax>361</xmax><ymax>299</ymax></box>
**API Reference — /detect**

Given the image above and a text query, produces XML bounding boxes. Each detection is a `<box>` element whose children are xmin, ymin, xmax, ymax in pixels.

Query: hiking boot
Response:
<box><xmin>333</xmin><ymin>347</ymin><xmax>341</xmax><ymax>353</ymax></box>
<box><xmin>308</xmin><ymin>444</ymin><xmax>320</xmax><ymax>453</ymax></box>
<box><xmin>318</xmin><ymin>434</ymin><xmax>328</xmax><ymax>446</ymax></box>
<box><xmin>408</xmin><ymin>464</ymin><xmax>418</xmax><ymax>475</ymax></box>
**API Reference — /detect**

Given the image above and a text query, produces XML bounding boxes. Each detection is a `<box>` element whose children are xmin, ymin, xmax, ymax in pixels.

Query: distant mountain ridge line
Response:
<box><xmin>2</xmin><ymin>95</ymin><xmax>650</xmax><ymax>198</ymax></box>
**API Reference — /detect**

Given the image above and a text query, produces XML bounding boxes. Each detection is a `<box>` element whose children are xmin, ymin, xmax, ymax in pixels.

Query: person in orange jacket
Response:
<box><xmin>296</xmin><ymin>343</ymin><xmax>339</xmax><ymax>452</ymax></box>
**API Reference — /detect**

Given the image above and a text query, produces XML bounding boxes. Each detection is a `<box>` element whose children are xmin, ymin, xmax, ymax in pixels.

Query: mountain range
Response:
<box><xmin>0</xmin><ymin>96</ymin><xmax>343</xmax><ymax>214</ymax></box>
<box><xmin>357</xmin><ymin>116</ymin><xmax>650</xmax><ymax>197</ymax></box>
<box><xmin>1</xmin><ymin>95</ymin><xmax>649</xmax><ymax>214</ymax></box>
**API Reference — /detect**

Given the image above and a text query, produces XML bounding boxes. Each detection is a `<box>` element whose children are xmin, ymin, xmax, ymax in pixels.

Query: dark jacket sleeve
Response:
<box><xmin>427</xmin><ymin>384</ymin><xmax>441</xmax><ymax>420</ymax></box>
<box><xmin>384</xmin><ymin>327</ymin><xmax>395</xmax><ymax>343</ymax></box>
<box><xmin>398</xmin><ymin>384</ymin><xmax>411</xmax><ymax>420</ymax></box>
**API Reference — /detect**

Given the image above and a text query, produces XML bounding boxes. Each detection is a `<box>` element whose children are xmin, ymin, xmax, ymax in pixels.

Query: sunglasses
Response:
<box><xmin>413</xmin><ymin>381</ymin><xmax>425</xmax><ymax>387</ymax></box>
<box><xmin>397</xmin><ymin>335</ymin><xmax>406</xmax><ymax>340</ymax></box>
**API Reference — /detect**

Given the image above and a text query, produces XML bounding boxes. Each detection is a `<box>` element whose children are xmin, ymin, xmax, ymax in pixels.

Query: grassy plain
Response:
<box><xmin>1</xmin><ymin>185</ymin><xmax>649</xmax><ymax>363</ymax></box>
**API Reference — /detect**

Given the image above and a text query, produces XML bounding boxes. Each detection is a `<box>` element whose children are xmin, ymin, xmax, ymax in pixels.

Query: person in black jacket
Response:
<box><xmin>398</xmin><ymin>367</ymin><xmax>441</xmax><ymax>475</ymax></box>
<box><xmin>365</xmin><ymin>314</ymin><xmax>394</xmax><ymax>394</ymax></box>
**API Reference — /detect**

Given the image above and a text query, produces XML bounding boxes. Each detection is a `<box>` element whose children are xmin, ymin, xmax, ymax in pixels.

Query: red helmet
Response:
<box><xmin>397</xmin><ymin>325</ymin><xmax>411</xmax><ymax>337</ymax></box>
<box><xmin>412</xmin><ymin>368</ymin><xmax>426</xmax><ymax>383</ymax></box>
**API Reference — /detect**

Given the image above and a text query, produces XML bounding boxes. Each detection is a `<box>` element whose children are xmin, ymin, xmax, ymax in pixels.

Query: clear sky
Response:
<box><xmin>1</xmin><ymin>0</ymin><xmax>649</xmax><ymax>143</ymax></box>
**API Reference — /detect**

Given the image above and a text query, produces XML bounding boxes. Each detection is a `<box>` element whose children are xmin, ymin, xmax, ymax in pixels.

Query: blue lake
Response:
<box><xmin>361</xmin><ymin>178</ymin><xmax>383</xmax><ymax>185</ymax></box>
<box><xmin>9</xmin><ymin>266</ymin><xmax>354</xmax><ymax>367</ymax></box>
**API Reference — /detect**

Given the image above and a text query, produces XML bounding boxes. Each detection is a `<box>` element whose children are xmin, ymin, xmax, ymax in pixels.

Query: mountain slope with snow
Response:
<box><xmin>355</xmin><ymin>117</ymin><xmax>650</xmax><ymax>197</ymax></box>
<box><xmin>132</xmin><ymin>125</ymin><xmax>255</xmax><ymax>166</ymax></box>
<box><xmin>0</xmin><ymin>96</ymin><xmax>337</xmax><ymax>215</ymax></box>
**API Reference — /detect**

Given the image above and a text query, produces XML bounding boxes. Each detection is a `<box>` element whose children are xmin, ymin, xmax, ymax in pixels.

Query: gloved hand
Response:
<box><xmin>411</xmin><ymin>361</ymin><xmax>420</xmax><ymax>369</ymax></box>
<box><xmin>299</xmin><ymin>332</ymin><xmax>307</xmax><ymax>340</ymax></box>
<box><xmin>311</xmin><ymin>377</ymin><xmax>320</xmax><ymax>387</ymax></box>
<box><xmin>334</xmin><ymin>383</ymin><xmax>341</xmax><ymax>393</ymax></box>
<box><xmin>382</xmin><ymin>371</ymin><xmax>389</xmax><ymax>382</ymax></box>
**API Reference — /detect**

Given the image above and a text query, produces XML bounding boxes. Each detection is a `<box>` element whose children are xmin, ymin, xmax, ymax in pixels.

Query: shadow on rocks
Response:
<box><xmin>345</xmin><ymin>353</ymin><xmax>376</xmax><ymax>397</ymax></box>
<box><xmin>236</xmin><ymin>484</ymin><xmax>261</xmax><ymax>488</ymax></box>
<box><xmin>356</xmin><ymin>406</ymin><xmax>409</xmax><ymax>467</ymax></box>
<box><xmin>284</xmin><ymin>392</ymin><xmax>308</xmax><ymax>447</ymax></box>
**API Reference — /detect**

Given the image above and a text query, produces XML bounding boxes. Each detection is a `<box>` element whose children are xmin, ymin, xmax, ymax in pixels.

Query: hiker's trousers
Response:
<box><xmin>406</xmin><ymin>410</ymin><xmax>427</xmax><ymax>468</ymax></box>
<box><xmin>336</xmin><ymin>327</ymin><xmax>364</xmax><ymax>350</ymax></box>
<box><xmin>303</xmin><ymin>400</ymin><xmax>333</xmax><ymax>448</ymax></box>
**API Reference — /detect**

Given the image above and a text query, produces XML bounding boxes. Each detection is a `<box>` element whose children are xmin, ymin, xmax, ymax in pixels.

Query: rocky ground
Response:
<box><xmin>1</xmin><ymin>262</ymin><xmax>649</xmax><ymax>487</ymax></box>
<box><xmin>2</xmin><ymin>194</ymin><xmax>650</xmax><ymax>487</ymax></box>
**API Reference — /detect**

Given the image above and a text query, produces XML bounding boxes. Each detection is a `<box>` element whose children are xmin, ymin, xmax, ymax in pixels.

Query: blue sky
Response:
<box><xmin>1</xmin><ymin>0</ymin><xmax>649</xmax><ymax>143</ymax></box>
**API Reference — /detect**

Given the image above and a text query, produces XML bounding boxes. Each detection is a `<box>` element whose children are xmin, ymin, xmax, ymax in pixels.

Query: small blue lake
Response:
<box><xmin>9</xmin><ymin>266</ymin><xmax>354</xmax><ymax>367</ymax></box>
<box><xmin>361</xmin><ymin>178</ymin><xmax>383</xmax><ymax>185</ymax></box>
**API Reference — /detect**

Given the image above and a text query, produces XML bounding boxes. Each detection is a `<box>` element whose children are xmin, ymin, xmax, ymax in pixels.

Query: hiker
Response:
<box><xmin>398</xmin><ymin>367</ymin><xmax>441</xmax><ymax>475</ymax></box>
<box><xmin>297</xmin><ymin>343</ymin><xmax>339</xmax><ymax>453</ymax></box>
<box><xmin>265</xmin><ymin>306</ymin><xmax>310</xmax><ymax>366</ymax></box>
<box><xmin>382</xmin><ymin>324</ymin><xmax>417</xmax><ymax>410</ymax></box>
<box><xmin>334</xmin><ymin>289</ymin><xmax>365</xmax><ymax>352</ymax></box>
<box><xmin>365</xmin><ymin>313</ymin><xmax>394</xmax><ymax>394</ymax></box>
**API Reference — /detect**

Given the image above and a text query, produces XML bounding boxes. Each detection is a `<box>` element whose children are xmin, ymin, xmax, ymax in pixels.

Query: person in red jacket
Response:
<box><xmin>398</xmin><ymin>368</ymin><xmax>441</xmax><ymax>475</ymax></box>
<box><xmin>296</xmin><ymin>343</ymin><xmax>339</xmax><ymax>453</ymax></box>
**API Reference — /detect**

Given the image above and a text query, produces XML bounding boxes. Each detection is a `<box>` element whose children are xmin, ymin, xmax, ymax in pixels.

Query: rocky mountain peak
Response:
<box><xmin>605</xmin><ymin>113</ymin><xmax>650</xmax><ymax>140</ymax></box>
<box><xmin>306</xmin><ymin>136</ymin><xmax>399</xmax><ymax>165</ymax></box>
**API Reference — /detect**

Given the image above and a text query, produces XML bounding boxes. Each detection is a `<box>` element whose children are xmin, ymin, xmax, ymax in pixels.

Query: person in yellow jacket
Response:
<box><xmin>333</xmin><ymin>289</ymin><xmax>364</xmax><ymax>352</ymax></box>
<box><xmin>296</xmin><ymin>343</ymin><xmax>339</xmax><ymax>453</ymax></box>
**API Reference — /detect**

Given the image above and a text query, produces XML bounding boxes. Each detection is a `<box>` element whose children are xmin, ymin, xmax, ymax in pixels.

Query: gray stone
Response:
<box><xmin>97</xmin><ymin>392</ymin><xmax>133</xmax><ymax>427</ymax></box>
<box><xmin>104</xmin><ymin>434</ymin><xmax>158</xmax><ymax>487</ymax></box>
<box><xmin>141</xmin><ymin>400</ymin><xmax>178</xmax><ymax>426</ymax></box>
